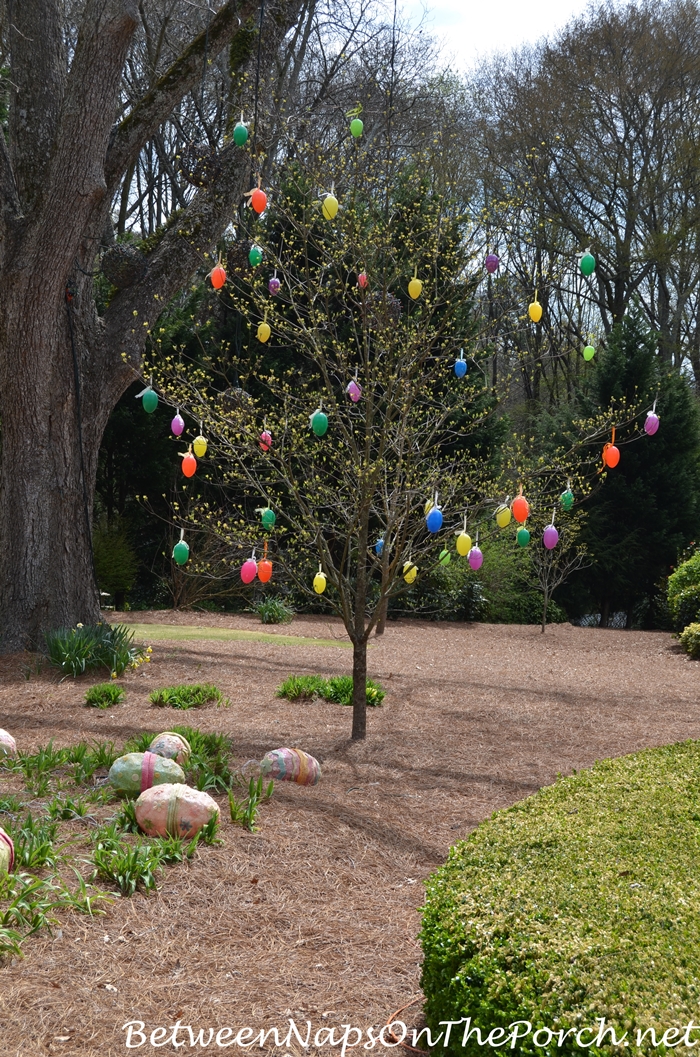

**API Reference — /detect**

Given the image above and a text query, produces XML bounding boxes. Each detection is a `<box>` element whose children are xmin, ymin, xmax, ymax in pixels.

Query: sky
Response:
<box><xmin>401</xmin><ymin>0</ymin><xmax>595</xmax><ymax>70</ymax></box>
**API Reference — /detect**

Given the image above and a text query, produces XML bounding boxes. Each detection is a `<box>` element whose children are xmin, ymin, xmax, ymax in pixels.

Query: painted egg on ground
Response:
<box><xmin>260</xmin><ymin>747</ymin><xmax>321</xmax><ymax>786</ymax></box>
<box><xmin>149</xmin><ymin>732</ymin><xmax>192</xmax><ymax>769</ymax></box>
<box><xmin>0</xmin><ymin>827</ymin><xmax>14</xmax><ymax>874</ymax></box>
<box><xmin>0</xmin><ymin>729</ymin><xmax>17</xmax><ymax>757</ymax></box>
<box><xmin>135</xmin><ymin>783</ymin><xmax>220</xmax><ymax>838</ymax></box>
<box><xmin>108</xmin><ymin>752</ymin><xmax>185</xmax><ymax>797</ymax></box>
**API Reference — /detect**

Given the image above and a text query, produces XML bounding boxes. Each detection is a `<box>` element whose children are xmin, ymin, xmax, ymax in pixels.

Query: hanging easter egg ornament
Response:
<box><xmin>350</xmin><ymin>117</ymin><xmax>364</xmax><ymax>138</ymax></box>
<box><xmin>645</xmin><ymin>402</ymin><xmax>660</xmax><ymax>436</ymax></box>
<box><xmin>516</xmin><ymin>526</ymin><xmax>530</xmax><ymax>548</ymax></box>
<box><xmin>260</xmin><ymin>507</ymin><xmax>276</xmax><ymax>530</ymax></box>
<box><xmin>240</xmin><ymin>555</ymin><xmax>258</xmax><ymax>584</ymax></box>
<box><xmin>357</xmin><ymin>271</ymin><xmax>369</xmax><ymax>290</ymax></box>
<box><xmin>181</xmin><ymin>448</ymin><xmax>197</xmax><ymax>478</ymax></box>
<box><xmin>439</xmin><ymin>549</ymin><xmax>451</xmax><ymax>566</ymax></box>
<box><xmin>259</xmin><ymin>429</ymin><xmax>272</xmax><ymax>452</ymax></box>
<box><xmin>313</xmin><ymin>565</ymin><xmax>327</xmax><ymax>594</ymax></box>
<box><xmin>310</xmin><ymin>406</ymin><xmax>328</xmax><ymax>437</ymax></box>
<box><xmin>257</xmin><ymin>320</ymin><xmax>271</xmax><ymax>343</ymax></box>
<box><xmin>403</xmin><ymin>561</ymin><xmax>418</xmax><ymax>584</ymax></box>
<box><xmin>193</xmin><ymin>433</ymin><xmax>207</xmax><ymax>458</ymax></box>
<box><xmin>468</xmin><ymin>542</ymin><xmax>483</xmax><ymax>571</ymax></box>
<box><xmin>138</xmin><ymin>385</ymin><xmax>158</xmax><ymax>414</ymax></box>
<box><xmin>579</xmin><ymin>249</ymin><xmax>596</xmax><ymax>277</ymax></box>
<box><xmin>171</xmin><ymin>410</ymin><xmax>185</xmax><ymax>436</ymax></box>
<box><xmin>210</xmin><ymin>260</ymin><xmax>226</xmax><ymax>290</ymax></box>
<box><xmin>485</xmin><ymin>253</ymin><xmax>500</xmax><ymax>275</ymax></box>
<box><xmin>583</xmin><ymin>344</ymin><xmax>596</xmax><ymax>361</ymax></box>
<box><xmin>511</xmin><ymin>492</ymin><xmax>530</xmax><ymax>524</ymax></box>
<box><xmin>251</xmin><ymin>187</ymin><xmax>267</xmax><ymax>214</ymax></box>
<box><xmin>454</xmin><ymin>350</ymin><xmax>467</xmax><ymax>378</ymax></box>
<box><xmin>346</xmin><ymin>377</ymin><xmax>362</xmax><ymax>402</ymax></box>
<box><xmin>249</xmin><ymin>244</ymin><xmax>263</xmax><ymax>267</ymax></box>
<box><xmin>322</xmin><ymin>193</ymin><xmax>339</xmax><ymax>220</ymax></box>
<box><xmin>269</xmin><ymin>274</ymin><xmax>281</xmax><ymax>295</ymax></box>
<box><xmin>495</xmin><ymin>501</ymin><xmax>511</xmax><ymax>529</ymax></box>
<box><xmin>233</xmin><ymin>117</ymin><xmax>249</xmax><ymax>146</ymax></box>
<box><xmin>258</xmin><ymin>542</ymin><xmax>273</xmax><ymax>584</ymax></box>
<box><xmin>560</xmin><ymin>484</ymin><xmax>574</xmax><ymax>512</ymax></box>
<box><xmin>375</xmin><ymin>538</ymin><xmax>384</xmax><ymax>556</ymax></box>
<box><xmin>408</xmin><ymin>270</ymin><xmax>423</xmax><ymax>300</ymax></box>
<box><xmin>456</xmin><ymin>514</ymin><xmax>472</xmax><ymax>556</ymax></box>
<box><xmin>173</xmin><ymin>531</ymin><xmax>189</xmax><ymax>566</ymax></box>
<box><xmin>543</xmin><ymin>514</ymin><xmax>559</xmax><ymax>550</ymax></box>
<box><xmin>602</xmin><ymin>428</ymin><xmax>620</xmax><ymax>469</ymax></box>
<box><xmin>425</xmin><ymin>494</ymin><xmax>443</xmax><ymax>533</ymax></box>
<box><xmin>528</xmin><ymin>296</ymin><xmax>543</xmax><ymax>323</ymax></box>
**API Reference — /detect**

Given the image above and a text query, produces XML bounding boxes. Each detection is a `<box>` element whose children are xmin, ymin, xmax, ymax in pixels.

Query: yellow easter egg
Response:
<box><xmin>456</xmin><ymin>531</ymin><xmax>472</xmax><ymax>557</ymax></box>
<box><xmin>424</xmin><ymin>498</ymin><xmax>434</xmax><ymax>515</ymax></box>
<box><xmin>495</xmin><ymin>504</ymin><xmax>511</xmax><ymax>528</ymax></box>
<box><xmin>403</xmin><ymin>561</ymin><xmax>418</xmax><ymax>584</ymax></box>
<box><xmin>313</xmin><ymin>572</ymin><xmax>327</xmax><ymax>594</ymax></box>
<box><xmin>322</xmin><ymin>194</ymin><xmax>339</xmax><ymax>220</ymax></box>
<box><xmin>408</xmin><ymin>278</ymin><xmax>423</xmax><ymax>300</ymax></box>
<box><xmin>193</xmin><ymin>435</ymin><xmax>208</xmax><ymax>458</ymax></box>
<box><xmin>257</xmin><ymin>321</ymin><xmax>271</xmax><ymax>343</ymax></box>
<box><xmin>528</xmin><ymin>300</ymin><xmax>542</xmax><ymax>323</ymax></box>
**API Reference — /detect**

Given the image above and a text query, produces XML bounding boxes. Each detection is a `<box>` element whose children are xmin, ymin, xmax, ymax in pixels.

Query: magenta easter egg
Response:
<box><xmin>260</xmin><ymin>747</ymin><xmax>321</xmax><ymax>786</ymax></box>
<box><xmin>543</xmin><ymin>525</ymin><xmax>559</xmax><ymax>550</ymax></box>
<box><xmin>268</xmin><ymin>276</ymin><xmax>281</xmax><ymax>295</ymax></box>
<box><xmin>346</xmin><ymin>379</ymin><xmax>362</xmax><ymax>402</ymax></box>
<box><xmin>0</xmin><ymin>728</ymin><xmax>17</xmax><ymax>757</ymax></box>
<box><xmin>240</xmin><ymin>558</ymin><xmax>258</xmax><ymax>584</ymax></box>
<box><xmin>135</xmin><ymin>783</ymin><xmax>220</xmax><ymax>838</ymax></box>
<box><xmin>485</xmin><ymin>253</ymin><xmax>500</xmax><ymax>274</ymax></box>
<box><xmin>171</xmin><ymin>413</ymin><xmax>185</xmax><ymax>436</ymax></box>
<box><xmin>259</xmin><ymin>430</ymin><xmax>272</xmax><ymax>452</ymax></box>
<box><xmin>645</xmin><ymin>412</ymin><xmax>660</xmax><ymax>436</ymax></box>
<box><xmin>468</xmin><ymin>546</ymin><xmax>483</xmax><ymax>570</ymax></box>
<box><xmin>149</xmin><ymin>732</ymin><xmax>192</xmax><ymax>769</ymax></box>
<box><xmin>0</xmin><ymin>827</ymin><xmax>14</xmax><ymax>874</ymax></box>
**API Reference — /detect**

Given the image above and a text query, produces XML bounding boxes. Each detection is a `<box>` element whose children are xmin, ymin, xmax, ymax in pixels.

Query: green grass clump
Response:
<box><xmin>254</xmin><ymin>598</ymin><xmax>294</xmax><ymax>624</ymax></box>
<box><xmin>149</xmin><ymin>683</ymin><xmax>222</xmax><ymax>709</ymax></box>
<box><xmin>420</xmin><ymin>740</ymin><xmax>700</xmax><ymax>1055</ymax></box>
<box><xmin>85</xmin><ymin>682</ymin><xmax>125</xmax><ymax>708</ymax></box>
<box><xmin>276</xmin><ymin>674</ymin><xmax>385</xmax><ymax>706</ymax></box>
<box><xmin>679</xmin><ymin>622</ymin><xmax>700</xmax><ymax>658</ymax></box>
<box><xmin>44</xmin><ymin>623</ymin><xmax>150</xmax><ymax>678</ymax></box>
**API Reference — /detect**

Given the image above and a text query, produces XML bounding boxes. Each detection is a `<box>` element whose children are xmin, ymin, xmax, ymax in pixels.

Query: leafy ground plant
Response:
<box><xmin>228</xmin><ymin>775</ymin><xmax>274</xmax><ymax>833</ymax></box>
<box><xmin>679</xmin><ymin>622</ymin><xmax>700</xmax><ymax>658</ymax></box>
<box><xmin>149</xmin><ymin>683</ymin><xmax>222</xmax><ymax>709</ymax></box>
<box><xmin>85</xmin><ymin>682</ymin><xmax>125</xmax><ymax>708</ymax></box>
<box><xmin>253</xmin><ymin>598</ymin><xmax>294</xmax><ymax>625</ymax></box>
<box><xmin>276</xmin><ymin>674</ymin><xmax>385</xmax><ymax>706</ymax></box>
<box><xmin>44</xmin><ymin>623</ymin><xmax>151</xmax><ymax>678</ymax></box>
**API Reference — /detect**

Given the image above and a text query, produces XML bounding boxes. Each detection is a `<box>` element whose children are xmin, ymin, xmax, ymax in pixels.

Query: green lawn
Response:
<box><xmin>124</xmin><ymin>623</ymin><xmax>352</xmax><ymax>648</ymax></box>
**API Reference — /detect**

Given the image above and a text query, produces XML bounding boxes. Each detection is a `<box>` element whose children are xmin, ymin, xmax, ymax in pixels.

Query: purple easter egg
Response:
<box><xmin>485</xmin><ymin>254</ymin><xmax>500</xmax><ymax>274</ymax></box>
<box><xmin>171</xmin><ymin>413</ymin><xmax>185</xmax><ymax>436</ymax></box>
<box><xmin>543</xmin><ymin>525</ymin><xmax>559</xmax><ymax>550</ymax></box>
<box><xmin>346</xmin><ymin>380</ymin><xmax>362</xmax><ymax>402</ymax></box>
<box><xmin>645</xmin><ymin>412</ymin><xmax>660</xmax><ymax>436</ymax></box>
<box><xmin>468</xmin><ymin>546</ymin><xmax>483</xmax><ymax>570</ymax></box>
<box><xmin>268</xmin><ymin>277</ymin><xmax>281</xmax><ymax>295</ymax></box>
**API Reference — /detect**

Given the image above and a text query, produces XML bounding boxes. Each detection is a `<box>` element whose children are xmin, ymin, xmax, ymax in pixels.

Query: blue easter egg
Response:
<box><xmin>454</xmin><ymin>358</ymin><xmax>467</xmax><ymax>378</ymax></box>
<box><xmin>375</xmin><ymin>538</ymin><xmax>384</xmax><ymax>556</ymax></box>
<box><xmin>426</xmin><ymin>508</ymin><xmax>443</xmax><ymax>533</ymax></box>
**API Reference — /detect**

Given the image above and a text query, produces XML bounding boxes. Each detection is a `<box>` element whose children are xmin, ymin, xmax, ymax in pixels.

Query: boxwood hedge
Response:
<box><xmin>420</xmin><ymin>742</ymin><xmax>700</xmax><ymax>1056</ymax></box>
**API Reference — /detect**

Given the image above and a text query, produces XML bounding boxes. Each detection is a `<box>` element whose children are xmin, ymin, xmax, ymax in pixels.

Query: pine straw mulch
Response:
<box><xmin>0</xmin><ymin>613</ymin><xmax>698</xmax><ymax>1057</ymax></box>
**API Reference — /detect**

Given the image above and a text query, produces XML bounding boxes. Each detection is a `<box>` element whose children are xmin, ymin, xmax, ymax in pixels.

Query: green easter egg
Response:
<box><xmin>248</xmin><ymin>245</ymin><xmax>263</xmax><ymax>267</ymax></box>
<box><xmin>560</xmin><ymin>489</ymin><xmax>574</xmax><ymax>512</ymax></box>
<box><xmin>261</xmin><ymin>508</ymin><xmax>276</xmax><ymax>530</ymax></box>
<box><xmin>350</xmin><ymin>118</ymin><xmax>364</xmax><ymax>138</ymax></box>
<box><xmin>583</xmin><ymin>345</ymin><xmax>596</xmax><ymax>361</ymax></box>
<box><xmin>516</xmin><ymin>527</ymin><xmax>530</xmax><ymax>548</ymax></box>
<box><xmin>439</xmin><ymin>549</ymin><xmax>451</xmax><ymax>566</ymax></box>
<box><xmin>580</xmin><ymin>252</ymin><xmax>596</xmax><ymax>276</ymax></box>
<box><xmin>142</xmin><ymin>388</ymin><xmax>158</xmax><ymax>413</ymax></box>
<box><xmin>311</xmin><ymin>411</ymin><xmax>328</xmax><ymax>437</ymax></box>
<box><xmin>233</xmin><ymin>122</ymin><xmax>249</xmax><ymax>146</ymax></box>
<box><xmin>173</xmin><ymin>540</ymin><xmax>190</xmax><ymax>566</ymax></box>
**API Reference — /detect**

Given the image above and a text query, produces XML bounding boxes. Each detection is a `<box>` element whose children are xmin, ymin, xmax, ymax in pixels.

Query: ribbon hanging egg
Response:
<box><xmin>248</xmin><ymin>244</ymin><xmax>263</xmax><ymax>267</ymax></box>
<box><xmin>141</xmin><ymin>387</ymin><xmax>158</xmax><ymax>413</ymax></box>
<box><xmin>260</xmin><ymin>507</ymin><xmax>276</xmax><ymax>530</ymax></box>
<box><xmin>182</xmin><ymin>451</ymin><xmax>197</xmax><ymax>478</ymax></box>
<box><xmin>357</xmin><ymin>271</ymin><xmax>369</xmax><ymax>290</ymax></box>
<box><xmin>322</xmin><ymin>194</ymin><xmax>339</xmax><ymax>220</ymax></box>
<box><xmin>258</xmin><ymin>558</ymin><xmax>273</xmax><ymax>583</ymax></box>
<box><xmin>240</xmin><ymin>557</ymin><xmax>258</xmax><ymax>584</ymax></box>
<box><xmin>495</xmin><ymin>503</ymin><xmax>511</xmax><ymax>528</ymax></box>
<box><xmin>257</xmin><ymin>321</ymin><xmax>271</xmax><ymax>343</ymax></box>
<box><xmin>454</xmin><ymin>351</ymin><xmax>467</xmax><ymax>378</ymax></box>
<box><xmin>375</xmin><ymin>538</ymin><xmax>384</xmax><ymax>556</ymax></box>
<box><xmin>439</xmin><ymin>549</ymin><xmax>451</xmax><ymax>566</ymax></box>
<box><xmin>259</xmin><ymin>430</ymin><xmax>272</xmax><ymax>452</ymax></box>
<box><xmin>173</xmin><ymin>538</ymin><xmax>189</xmax><ymax>566</ymax></box>
<box><xmin>426</xmin><ymin>504</ymin><xmax>443</xmax><ymax>533</ymax></box>
<box><xmin>516</xmin><ymin>526</ymin><xmax>530</xmax><ymax>547</ymax></box>
<box><xmin>210</xmin><ymin>263</ymin><xmax>226</xmax><ymax>290</ymax></box>
<box><xmin>645</xmin><ymin>410</ymin><xmax>660</xmax><ymax>436</ymax></box>
<box><xmin>408</xmin><ymin>275</ymin><xmax>423</xmax><ymax>300</ymax></box>
<box><xmin>313</xmin><ymin>568</ymin><xmax>327</xmax><ymax>594</ymax></box>
<box><xmin>511</xmin><ymin>495</ymin><xmax>530</xmax><ymax>523</ymax></box>
<box><xmin>583</xmin><ymin>344</ymin><xmax>596</xmax><ymax>361</ymax></box>
<box><xmin>251</xmin><ymin>188</ymin><xmax>267</xmax><ymax>214</ymax></box>
<box><xmin>346</xmin><ymin>379</ymin><xmax>362</xmax><ymax>402</ymax></box>
<box><xmin>350</xmin><ymin>118</ymin><xmax>364</xmax><ymax>138</ymax></box>
<box><xmin>485</xmin><ymin>253</ymin><xmax>500</xmax><ymax>274</ymax></box>
<box><xmin>233</xmin><ymin>120</ymin><xmax>249</xmax><ymax>146</ymax></box>
<box><xmin>560</xmin><ymin>488</ymin><xmax>574</xmax><ymax>512</ymax></box>
<box><xmin>468</xmin><ymin>546</ymin><xmax>483</xmax><ymax>571</ymax></box>
<box><xmin>580</xmin><ymin>251</ymin><xmax>596</xmax><ymax>276</ymax></box>
<box><xmin>193</xmin><ymin>435</ymin><xmax>207</xmax><ymax>458</ymax></box>
<box><xmin>456</xmin><ymin>531</ymin><xmax>472</xmax><ymax>557</ymax></box>
<box><xmin>403</xmin><ymin>561</ymin><xmax>418</xmax><ymax>584</ymax></box>
<box><xmin>528</xmin><ymin>299</ymin><xmax>543</xmax><ymax>323</ymax></box>
<box><xmin>310</xmin><ymin>409</ymin><xmax>328</xmax><ymax>437</ymax></box>
<box><xmin>171</xmin><ymin>411</ymin><xmax>185</xmax><ymax>436</ymax></box>
<box><xmin>543</xmin><ymin>524</ymin><xmax>559</xmax><ymax>549</ymax></box>
<box><xmin>268</xmin><ymin>275</ymin><xmax>281</xmax><ymax>295</ymax></box>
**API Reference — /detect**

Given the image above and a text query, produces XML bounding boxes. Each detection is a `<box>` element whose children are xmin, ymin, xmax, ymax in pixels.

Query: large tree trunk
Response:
<box><xmin>351</xmin><ymin>639</ymin><xmax>368</xmax><ymax>741</ymax></box>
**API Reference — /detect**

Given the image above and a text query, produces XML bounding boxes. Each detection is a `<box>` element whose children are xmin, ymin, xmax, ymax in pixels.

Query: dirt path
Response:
<box><xmin>0</xmin><ymin>616</ymin><xmax>696</xmax><ymax>1056</ymax></box>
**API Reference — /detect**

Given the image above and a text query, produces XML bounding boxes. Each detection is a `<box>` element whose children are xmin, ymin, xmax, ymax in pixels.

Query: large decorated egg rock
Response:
<box><xmin>0</xmin><ymin>827</ymin><xmax>14</xmax><ymax>875</ymax></box>
<box><xmin>543</xmin><ymin>524</ymin><xmax>559</xmax><ymax>550</ymax></box>
<box><xmin>468</xmin><ymin>546</ymin><xmax>483</xmax><ymax>571</ymax></box>
<box><xmin>485</xmin><ymin>253</ymin><xmax>500</xmax><ymax>275</ymax></box>
<box><xmin>135</xmin><ymin>783</ymin><xmax>219</xmax><ymax>839</ymax></box>
<box><xmin>580</xmin><ymin>252</ymin><xmax>596</xmax><ymax>276</ymax></box>
<box><xmin>0</xmin><ymin>729</ymin><xmax>17</xmax><ymax>757</ymax></box>
<box><xmin>495</xmin><ymin>504</ymin><xmax>511</xmax><ymax>528</ymax></box>
<box><xmin>456</xmin><ymin>531</ymin><xmax>472</xmax><ymax>557</ymax></box>
<box><xmin>108</xmin><ymin>751</ymin><xmax>185</xmax><ymax>797</ymax></box>
<box><xmin>645</xmin><ymin>411</ymin><xmax>660</xmax><ymax>436</ymax></box>
<box><xmin>560</xmin><ymin>488</ymin><xmax>574</xmax><ymax>512</ymax></box>
<box><xmin>426</xmin><ymin>506</ymin><xmax>443</xmax><ymax>533</ymax></box>
<box><xmin>171</xmin><ymin>412</ymin><xmax>185</xmax><ymax>436</ymax></box>
<box><xmin>149</xmin><ymin>731</ymin><xmax>192</xmax><ymax>769</ymax></box>
<box><xmin>516</xmin><ymin>526</ymin><xmax>530</xmax><ymax>548</ymax></box>
<box><xmin>511</xmin><ymin>495</ymin><xmax>530</xmax><ymax>523</ymax></box>
<box><xmin>240</xmin><ymin>558</ymin><xmax>258</xmax><ymax>584</ymax></box>
<box><xmin>260</xmin><ymin>747</ymin><xmax>321</xmax><ymax>786</ymax></box>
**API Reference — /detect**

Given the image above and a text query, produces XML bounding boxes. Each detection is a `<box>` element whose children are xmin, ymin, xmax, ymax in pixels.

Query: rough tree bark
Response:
<box><xmin>0</xmin><ymin>0</ymin><xmax>302</xmax><ymax>650</ymax></box>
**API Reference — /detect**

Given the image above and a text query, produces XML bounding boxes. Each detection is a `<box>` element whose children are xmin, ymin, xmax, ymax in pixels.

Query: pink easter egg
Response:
<box><xmin>171</xmin><ymin>413</ymin><xmax>185</xmax><ymax>436</ymax></box>
<box><xmin>543</xmin><ymin>525</ymin><xmax>559</xmax><ymax>550</ymax></box>
<box><xmin>645</xmin><ymin>412</ymin><xmax>660</xmax><ymax>436</ymax></box>
<box><xmin>346</xmin><ymin>380</ymin><xmax>362</xmax><ymax>402</ymax></box>
<box><xmin>259</xmin><ymin>430</ymin><xmax>272</xmax><ymax>452</ymax></box>
<box><xmin>260</xmin><ymin>747</ymin><xmax>321</xmax><ymax>786</ymax></box>
<box><xmin>485</xmin><ymin>253</ymin><xmax>500</xmax><ymax>274</ymax></box>
<box><xmin>240</xmin><ymin>558</ymin><xmax>258</xmax><ymax>584</ymax></box>
<box><xmin>149</xmin><ymin>732</ymin><xmax>192</xmax><ymax>769</ymax></box>
<box><xmin>268</xmin><ymin>277</ymin><xmax>281</xmax><ymax>295</ymax></box>
<box><xmin>0</xmin><ymin>827</ymin><xmax>14</xmax><ymax>874</ymax></box>
<box><xmin>0</xmin><ymin>728</ymin><xmax>17</xmax><ymax>757</ymax></box>
<box><xmin>468</xmin><ymin>546</ymin><xmax>483</xmax><ymax>571</ymax></box>
<box><xmin>135</xmin><ymin>783</ymin><xmax>220</xmax><ymax>838</ymax></box>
